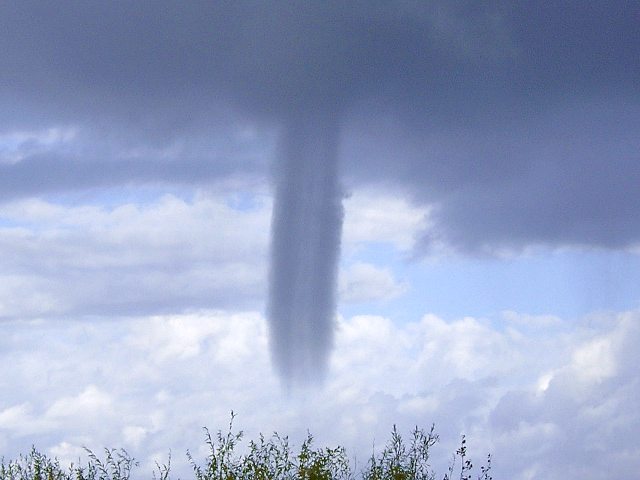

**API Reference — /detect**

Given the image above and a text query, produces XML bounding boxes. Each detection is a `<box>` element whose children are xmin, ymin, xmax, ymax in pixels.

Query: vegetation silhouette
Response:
<box><xmin>0</xmin><ymin>414</ymin><xmax>492</xmax><ymax>480</ymax></box>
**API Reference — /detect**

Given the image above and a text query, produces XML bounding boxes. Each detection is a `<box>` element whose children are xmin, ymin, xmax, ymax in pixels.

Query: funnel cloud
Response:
<box><xmin>268</xmin><ymin>110</ymin><xmax>343</xmax><ymax>386</ymax></box>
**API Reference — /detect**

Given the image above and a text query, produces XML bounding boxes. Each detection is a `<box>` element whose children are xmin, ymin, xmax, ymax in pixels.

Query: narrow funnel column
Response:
<box><xmin>268</xmin><ymin>109</ymin><xmax>343</xmax><ymax>387</ymax></box>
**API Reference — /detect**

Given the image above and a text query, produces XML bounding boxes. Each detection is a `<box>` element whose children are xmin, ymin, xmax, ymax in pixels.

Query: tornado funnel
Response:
<box><xmin>268</xmin><ymin>109</ymin><xmax>343</xmax><ymax>387</ymax></box>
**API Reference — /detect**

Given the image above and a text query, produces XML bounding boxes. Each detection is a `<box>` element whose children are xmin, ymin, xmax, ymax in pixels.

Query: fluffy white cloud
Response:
<box><xmin>488</xmin><ymin>311</ymin><xmax>640</xmax><ymax>478</ymax></box>
<box><xmin>1</xmin><ymin>309</ymin><xmax>637</xmax><ymax>480</ymax></box>
<box><xmin>0</xmin><ymin>192</ymin><xmax>270</xmax><ymax>318</ymax></box>
<box><xmin>342</xmin><ymin>189</ymin><xmax>428</xmax><ymax>252</ymax></box>
<box><xmin>46</xmin><ymin>386</ymin><xmax>113</xmax><ymax>419</ymax></box>
<box><xmin>339</xmin><ymin>263</ymin><xmax>407</xmax><ymax>303</ymax></box>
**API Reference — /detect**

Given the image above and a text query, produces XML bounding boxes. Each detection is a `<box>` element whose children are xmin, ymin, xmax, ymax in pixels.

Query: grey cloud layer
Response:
<box><xmin>1</xmin><ymin>1</ymin><xmax>638</xmax><ymax>252</ymax></box>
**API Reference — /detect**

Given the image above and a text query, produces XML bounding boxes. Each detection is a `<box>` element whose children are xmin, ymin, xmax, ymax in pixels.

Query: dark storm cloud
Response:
<box><xmin>0</xmin><ymin>152</ymin><xmax>258</xmax><ymax>202</ymax></box>
<box><xmin>0</xmin><ymin>1</ymin><xmax>508</xmax><ymax>119</ymax></box>
<box><xmin>2</xmin><ymin>1</ymin><xmax>638</xmax><ymax>252</ymax></box>
<box><xmin>343</xmin><ymin>95</ymin><xmax>640</xmax><ymax>253</ymax></box>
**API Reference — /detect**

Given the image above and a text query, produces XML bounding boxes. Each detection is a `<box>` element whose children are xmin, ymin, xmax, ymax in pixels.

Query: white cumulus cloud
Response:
<box><xmin>1</xmin><ymin>309</ymin><xmax>637</xmax><ymax>480</ymax></box>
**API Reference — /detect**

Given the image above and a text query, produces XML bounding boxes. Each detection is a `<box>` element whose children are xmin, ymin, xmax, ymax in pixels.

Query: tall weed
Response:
<box><xmin>1</xmin><ymin>414</ymin><xmax>491</xmax><ymax>480</ymax></box>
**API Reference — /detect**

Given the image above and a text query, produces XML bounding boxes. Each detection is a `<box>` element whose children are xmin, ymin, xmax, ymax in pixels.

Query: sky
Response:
<box><xmin>1</xmin><ymin>2</ymin><xmax>639</xmax><ymax>479</ymax></box>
